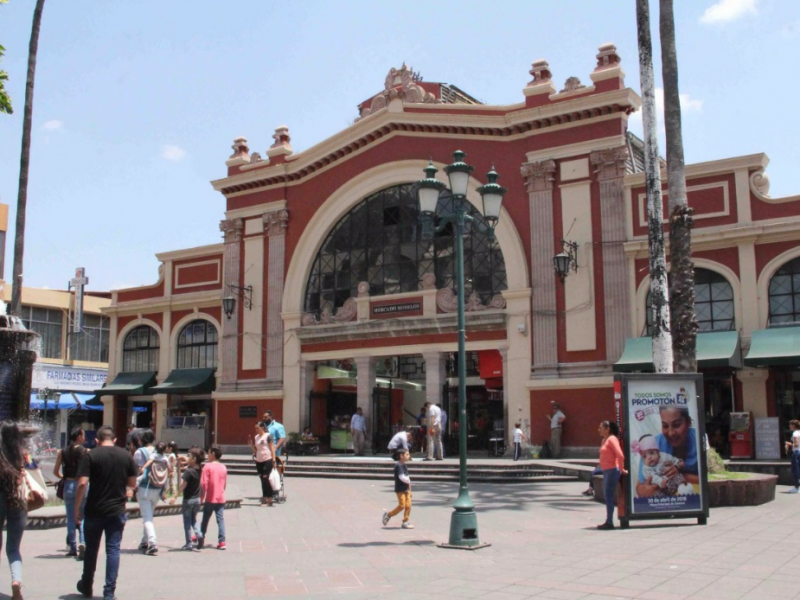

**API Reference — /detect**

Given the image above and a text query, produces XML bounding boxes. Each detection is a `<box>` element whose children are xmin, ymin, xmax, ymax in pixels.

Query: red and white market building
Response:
<box><xmin>99</xmin><ymin>44</ymin><xmax>800</xmax><ymax>455</ymax></box>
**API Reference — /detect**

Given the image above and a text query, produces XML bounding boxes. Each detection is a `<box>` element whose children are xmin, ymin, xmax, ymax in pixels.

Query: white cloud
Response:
<box><xmin>41</xmin><ymin>119</ymin><xmax>63</xmax><ymax>131</ymax></box>
<box><xmin>699</xmin><ymin>0</ymin><xmax>758</xmax><ymax>24</ymax></box>
<box><xmin>629</xmin><ymin>88</ymin><xmax>704</xmax><ymax>133</ymax></box>
<box><xmin>160</xmin><ymin>144</ymin><xmax>187</xmax><ymax>161</ymax></box>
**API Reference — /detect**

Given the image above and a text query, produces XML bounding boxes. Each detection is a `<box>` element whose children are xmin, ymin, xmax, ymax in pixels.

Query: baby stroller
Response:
<box><xmin>272</xmin><ymin>454</ymin><xmax>287</xmax><ymax>504</ymax></box>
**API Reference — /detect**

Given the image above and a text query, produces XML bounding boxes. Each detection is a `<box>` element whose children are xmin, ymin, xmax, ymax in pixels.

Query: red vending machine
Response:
<box><xmin>729</xmin><ymin>412</ymin><xmax>753</xmax><ymax>459</ymax></box>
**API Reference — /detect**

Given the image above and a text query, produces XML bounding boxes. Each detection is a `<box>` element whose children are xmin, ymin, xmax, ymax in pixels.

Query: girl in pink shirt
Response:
<box><xmin>597</xmin><ymin>421</ymin><xmax>627</xmax><ymax>530</ymax></box>
<box><xmin>198</xmin><ymin>447</ymin><xmax>227</xmax><ymax>550</ymax></box>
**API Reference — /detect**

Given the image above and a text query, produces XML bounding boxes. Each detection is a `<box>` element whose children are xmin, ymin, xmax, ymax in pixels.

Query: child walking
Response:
<box><xmin>513</xmin><ymin>422</ymin><xmax>528</xmax><ymax>461</ymax></box>
<box><xmin>199</xmin><ymin>446</ymin><xmax>227</xmax><ymax>550</ymax></box>
<box><xmin>382</xmin><ymin>449</ymin><xmax>413</xmax><ymax>529</ymax></box>
<box><xmin>180</xmin><ymin>447</ymin><xmax>205</xmax><ymax>551</ymax></box>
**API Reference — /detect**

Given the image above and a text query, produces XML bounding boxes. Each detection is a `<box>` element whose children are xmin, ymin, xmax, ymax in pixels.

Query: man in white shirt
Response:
<box><xmin>350</xmin><ymin>407</ymin><xmax>367</xmax><ymax>456</ymax></box>
<box><xmin>544</xmin><ymin>402</ymin><xmax>566</xmax><ymax>458</ymax></box>
<box><xmin>437</xmin><ymin>403</ymin><xmax>447</xmax><ymax>458</ymax></box>
<box><xmin>425</xmin><ymin>402</ymin><xmax>443</xmax><ymax>461</ymax></box>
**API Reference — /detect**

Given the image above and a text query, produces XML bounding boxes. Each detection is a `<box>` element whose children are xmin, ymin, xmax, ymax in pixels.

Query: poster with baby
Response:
<box><xmin>620</xmin><ymin>373</ymin><xmax>708</xmax><ymax>519</ymax></box>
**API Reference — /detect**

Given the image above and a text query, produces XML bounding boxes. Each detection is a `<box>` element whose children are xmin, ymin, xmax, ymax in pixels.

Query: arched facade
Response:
<box><xmin>118</xmin><ymin>321</ymin><xmax>162</xmax><ymax>373</ymax></box>
<box><xmin>98</xmin><ymin>49</ymin><xmax>800</xmax><ymax>456</ymax></box>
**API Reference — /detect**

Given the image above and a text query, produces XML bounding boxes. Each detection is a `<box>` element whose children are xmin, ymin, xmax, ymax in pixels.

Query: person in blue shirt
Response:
<box><xmin>636</xmin><ymin>405</ymin><xmax>699</xmax><ymax>498</ymax></box>
<box><xmin>262</xmin><ymin>411</ymin><xmax>286</xmax><ymax>457</ymax></box>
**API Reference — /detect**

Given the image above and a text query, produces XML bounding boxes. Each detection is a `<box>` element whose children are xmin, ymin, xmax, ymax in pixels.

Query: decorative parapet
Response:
<box><xmin>520</xmin><ymin>160</ymin><xmax>556</xmax><ymax>192</ymax></box>
<box><xmin>527</xmin><ymin>59</ymin><xmax>552</xmax><ymax>86</ymax></box>
<box><xmin>421</xmin><ymin>273</ymin><xmax>436</xmax><ymax>290</ymax></box>
<box><xmin>267</xmin><ymin>125</ymin><xmax>293</xmax><ymax>159</ymax></box>
<box><xmin>594</xmin><ymin>43</ymin><xmax>621</xmax><ymax>70</ymax></box>
<box><xmin>749</xmin><ymin>169</ymin><xmax>800</xmax><ymax>204</ymax></box>
<box><xmin>436</xmin><ymin>288</ymin><xmax>506</xmax><ymax>313</ymax></box>
<box><xmin>226</xmin><ymin>137</ymin><xmax>251</xmax><ymax>167</ymax></box>
<box><xmin>358</xmin><ymin>64</ymin><xmax>439</xmax><ymax>120</ymax></box>
<box><xmin>560</xmin><ymin>76</ymin><xmax>585</xmax><ymax>93</ymax></box>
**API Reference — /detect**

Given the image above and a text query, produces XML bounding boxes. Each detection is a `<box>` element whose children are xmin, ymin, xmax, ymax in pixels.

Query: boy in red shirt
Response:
<box><xmin>198</xmin><ymin>446</ymin><xmax>228</xmax><ymax>550</ymax></box>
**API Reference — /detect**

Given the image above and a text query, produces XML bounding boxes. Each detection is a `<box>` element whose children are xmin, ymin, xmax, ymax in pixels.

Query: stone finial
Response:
<box><xmin>270</xmin><ymin>125</ymin><xmax>292</xmax><ymax>149</ymax></box>
<box><xmin>595</xmin><ymin>43</ymin><xmax>621</xmax><ymax>70</ymax></box>
<box><xmin>560</xmin><ymin>76</ymin><xmax>586</xmax><ymax>93</ymax></box>
<box><xmin>527</xmin><ymin>59</ymin><xmax>552</xmax><ymax>86</ymax></box>
<box><xmin>230</xmin><ymin>136</ymin><xmax>249</xmax><ymax>159</ymax></box>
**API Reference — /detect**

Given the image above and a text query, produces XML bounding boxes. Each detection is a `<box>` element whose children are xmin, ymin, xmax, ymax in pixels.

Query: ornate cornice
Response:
<box><xmin>520</xmin><ymin>160</ymin><xmax>556</xmax><ymax>192</ymax></box>
<box><xmin>214</xmin><ymin>96</ymin><xmax>635</xmax><ymax>196</ymax></box>
<box><xmin>263</xmin><ymin>209</ymin><xmax>289</xmax><ymax>236</ymax></box>
<box><xmin>219</xmin><ymin>218</ymin><xmax>244</xmax><ymax>243</ymax></box>
<box><xmin>591</xmin><ymin>146</ymin><xmax>629</xmax><ymax>181</ymax></box>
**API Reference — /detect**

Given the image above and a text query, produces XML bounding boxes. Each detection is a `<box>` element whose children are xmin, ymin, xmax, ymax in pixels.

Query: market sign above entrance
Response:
<box><xmin>370</xmin><ymin>299</ymin><xmax>423</xmax><ymax>319</ymax></box>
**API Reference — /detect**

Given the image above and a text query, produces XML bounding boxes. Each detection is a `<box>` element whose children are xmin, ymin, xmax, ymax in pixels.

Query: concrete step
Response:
<box><xmin>226</xmin><ymin>469</ymin><xmax>577</xmax><ymax>484</ymax></box>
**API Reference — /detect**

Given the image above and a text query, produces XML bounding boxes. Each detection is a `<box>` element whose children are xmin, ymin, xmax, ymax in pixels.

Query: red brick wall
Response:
<box><xmin>215</xmin><ymin>398</ymin><xmax>284</xmax><ymax>445</ymax></box>
<box><xmin>530</xmin><ymin>387</ymin><xmax>614</xmax><ymax>448</ymax></box>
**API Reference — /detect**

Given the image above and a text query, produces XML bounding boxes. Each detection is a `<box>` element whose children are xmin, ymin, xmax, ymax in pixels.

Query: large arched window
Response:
<box><xmin>646</xmin><ymin>268</ymin><xmax>734</xmax><ymax>335</ymax></box>
<box><xmin>769</xmin><ymin>257</ymin><xmax>800</xmax><ymax>325</ymax></box>
<box><xmin>304</xmin><ymin>183</ymin><xmax>507</xmax><ymax>316</ymax></box>
<box><xmin>176</xmin><ymin>320</ymin><xmax>218</xmax><ymax>369</ymax></box>
<box><xmin>122</xmin><ymin>325</ymin><xmax>160</xmax><ymax>372</ymax></box>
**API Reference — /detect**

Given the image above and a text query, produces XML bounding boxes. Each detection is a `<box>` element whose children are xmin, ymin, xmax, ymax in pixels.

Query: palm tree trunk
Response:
<box><xmin>10</xmin><ymin>0</ymin><xmax>46</xmax><ymax>316</ymax></box>
<box><xmin>637</xmin><ymin>0</ymin><xmax>673</xmax><ymax>373</ymax></box>
<box><xmin>660</xmin><ymin>0</ymin><xmax>697</xmax><ymax>373</ymax></box>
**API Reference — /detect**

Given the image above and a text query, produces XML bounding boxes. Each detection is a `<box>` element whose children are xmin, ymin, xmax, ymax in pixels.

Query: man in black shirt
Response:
<box><xmin>75</xmin><ymin>426</ymin><xmax>138</xmax><ymax>600</ymax></box>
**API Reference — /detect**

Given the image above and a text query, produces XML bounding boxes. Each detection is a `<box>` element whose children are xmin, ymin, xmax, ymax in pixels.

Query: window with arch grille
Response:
<box><xmin>177</xmin><ymin>319</ymin><xmax>218</xmax><ymax>369</ymax></box>
<box><xmin>122</xmin><ymin>325</ymin><xmax>160</xmax><ymax>372</ymax></box>
<box><xmin>646</xmin><ymin>268</ymin><xmax>734</xmax><ymax>335</ymax></box>
<box><xmin>768</xmin><ymin>257</ymin><xmax>800</xmax><ymax>326</ymax></box>
<box><xmin>304</xmin><ymin>183</ymin><xmax>507</xmax><ymax>316</ymax></box>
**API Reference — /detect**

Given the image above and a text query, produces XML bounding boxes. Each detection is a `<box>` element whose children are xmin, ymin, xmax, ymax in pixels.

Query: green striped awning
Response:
<box><xmin>149</xmin><ymin>368</ymin><xmax>216</xmax><ymax>394</ymax></box>
<box><xmin>94</xmin><ymin>371</ymin><xmax>157</xmax><ymax>396</ymax></box>
<box><xmin>744</xmin><ymin>326</ymin><xmax>800</xmax><ymax>367</ymax></box>
<box><xmin>614</xmin><ymin>331</ymin><xmax>742</xmax><ymax>372</ymax></box>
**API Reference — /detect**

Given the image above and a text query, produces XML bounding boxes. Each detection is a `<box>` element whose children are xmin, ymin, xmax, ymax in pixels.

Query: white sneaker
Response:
<box><xmin>790</xmin><ymin>488</ymin><xmax>800</xmax><ymax>494</ymax></box>
<box><xmin>382</xmin><ymin>511</ymin><xmax>390</xmax><ymax>526</ymax></box>
<box><xmin>401</xmin><ymin>522</ymin><xmax>414</xmax><ymax>529</ymax></box>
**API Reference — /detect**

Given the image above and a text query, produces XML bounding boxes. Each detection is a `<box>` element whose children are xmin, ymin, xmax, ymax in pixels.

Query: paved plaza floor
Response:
<box><xmin>9</xmin><ymin>471</ymin><xmax>800</xmax><ymax>599</ymax></box>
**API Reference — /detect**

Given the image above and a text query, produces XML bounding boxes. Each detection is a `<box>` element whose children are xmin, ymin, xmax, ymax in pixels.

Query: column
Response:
<box><xmin>101</xmin><ymin>397</ymin><xmax>114</xmax><ymax>427</ymax></box>
<box><xmin>737</xmin><ymin>368</ymin><xmax>769</xmax><ymax>418</ymax></box>
<box><xmin>422</xmin><ymin>351</ymin><xmax>446</xmax><ymax>406</ymax></box>
<box><xmin>591</xmin><ymin>147</ymin><xmax>631</xmax><ymax>364</ymax></box>
<box><xmin>264</xmin><ymin>209</ymin><xmax>289</xmax><ymax>381</ymax></box>
<box><xmin>354</xmin><ymin>356</ymin><xmax>376</xmax><ymax>439</ymax></box>
<box><xmin>297</xmin><ymin>359</ymin><xmax>314</xmax><ymax>431</ymax></box>
<box><xmin>521</xmin><ymin>160</ymin><xmax>558</xmax><ymax>376</ymax></box>
<box><xmin>153</xmin><ymin>394</ymin><xmax>169</xmax><ymax>439</ymax></box>
<box><xmin>219</xmin><ymin>218</ymin><xmax>243</xmax><ymax>389</ymax></box>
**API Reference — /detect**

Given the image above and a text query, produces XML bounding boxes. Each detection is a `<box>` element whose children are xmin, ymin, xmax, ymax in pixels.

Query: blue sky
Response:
<box><xmin>0</xmin><ymin>0</ymin><xmax>798</xmax><ymax>292</ymax></box>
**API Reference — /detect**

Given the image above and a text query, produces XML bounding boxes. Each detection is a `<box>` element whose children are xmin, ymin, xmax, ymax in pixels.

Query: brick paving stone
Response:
<box><xmin>13</xmin><ymin>474</ymin><xmax>800</xmax><ymax>598</ymax></box>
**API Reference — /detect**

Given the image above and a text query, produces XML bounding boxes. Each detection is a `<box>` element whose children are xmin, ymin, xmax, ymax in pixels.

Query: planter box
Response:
<box><xmin>592</xmin><ymin>473</ymin><xmax>777</xmax><ymax>507</ymax></box>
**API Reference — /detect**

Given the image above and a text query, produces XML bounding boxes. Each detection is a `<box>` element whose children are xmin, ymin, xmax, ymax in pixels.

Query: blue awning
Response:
<box><xmin>29</xmin><ymin>392</ymin><xmax>95</xmax><ymax>410</ymax></box>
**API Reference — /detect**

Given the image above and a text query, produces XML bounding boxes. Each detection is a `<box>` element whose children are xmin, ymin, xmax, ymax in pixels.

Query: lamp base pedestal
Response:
<box><xmin>438</xmin><ymin>506</ymin><xmax>490</xmax><ymax>550</ymax></box>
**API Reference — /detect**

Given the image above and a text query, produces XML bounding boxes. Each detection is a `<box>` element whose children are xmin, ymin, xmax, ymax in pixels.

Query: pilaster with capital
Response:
<box><xmin>219</xmin><ymin>218</ymin><xmax>243</xmax><ymax>388</ymax></box>
<box><xmin>264</xmin><ymin>209</ymin><xmax>289</xmax><ymax>381</ymax></box>
<box><xmin>521</xmin><ymin>160</ymin><xmax>558</xmax><ymax>375</ymax></box>
<box><xmin>590</xmin><ymin>147</ymin><xmax>630</xmax><ymax>364</ymax></box>
<box><xmin>422</xmin><ymin>351</ymin><xmax>447</xmax><ymax>407</ymax></box>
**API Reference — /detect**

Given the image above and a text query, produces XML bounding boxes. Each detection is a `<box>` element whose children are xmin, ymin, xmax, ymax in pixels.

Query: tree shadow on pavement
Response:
<box><xmin>338</xmin><ymin>540</ymin><xmax>436</xmax><ymax>548</ymax></box>
<box><xmin>410</xmin><ymin>481</ymin><xmax>596</xmax><ymax>512</ymax></box>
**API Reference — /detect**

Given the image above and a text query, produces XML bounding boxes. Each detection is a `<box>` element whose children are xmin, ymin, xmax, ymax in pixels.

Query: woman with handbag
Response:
<box><xmin>53</xmin><ymin>427</ymin><xmax>87</xmax><ymax>558</ymax></box>
<box><xmin>248</xmin><ymin>422</ymin><xmax>275</xmax><ymax>506</ymax></box>
<box><xmin>0</xmin><ymin>421</ymin><xmax>34</xmax><ymax>599</ymax></box>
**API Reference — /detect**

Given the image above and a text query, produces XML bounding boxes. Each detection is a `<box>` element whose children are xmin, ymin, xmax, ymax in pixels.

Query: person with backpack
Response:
<box><xmin>133</xmin><ymin>431</ymin><xmax>167</xmax><ymax>556</ymax></box>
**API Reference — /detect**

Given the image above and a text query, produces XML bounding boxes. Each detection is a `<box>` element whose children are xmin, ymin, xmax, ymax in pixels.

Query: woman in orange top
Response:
<box><xmin>597</xmin><ymin>420</ymin><xmax>627</xmax><ymax>530</ymax></box>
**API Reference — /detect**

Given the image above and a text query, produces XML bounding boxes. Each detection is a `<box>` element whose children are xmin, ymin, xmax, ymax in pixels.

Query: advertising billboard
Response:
<box><xmin>617</xmin><ymin>373</ymin><xmax>709</xmax><ymax>525</ymax></box>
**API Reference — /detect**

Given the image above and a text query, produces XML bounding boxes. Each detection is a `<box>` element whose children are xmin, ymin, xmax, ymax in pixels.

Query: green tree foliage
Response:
<box><xmin>0</xmin><ymin>43</ymin><xmax>11</xmax><ymax>115</ymax></box>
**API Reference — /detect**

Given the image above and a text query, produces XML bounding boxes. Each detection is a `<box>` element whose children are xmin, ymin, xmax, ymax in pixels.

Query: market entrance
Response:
<box><xmin>306</xmin><ymin>355</ymin><xmax>428</xmax><ymax>454</ymax></box>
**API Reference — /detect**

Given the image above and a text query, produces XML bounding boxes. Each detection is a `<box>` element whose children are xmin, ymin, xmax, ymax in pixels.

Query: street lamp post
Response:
<box><xmin>417</xmin><ymin>151</ymin><xmax>505</xmax><ymax>550</ymax></box>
